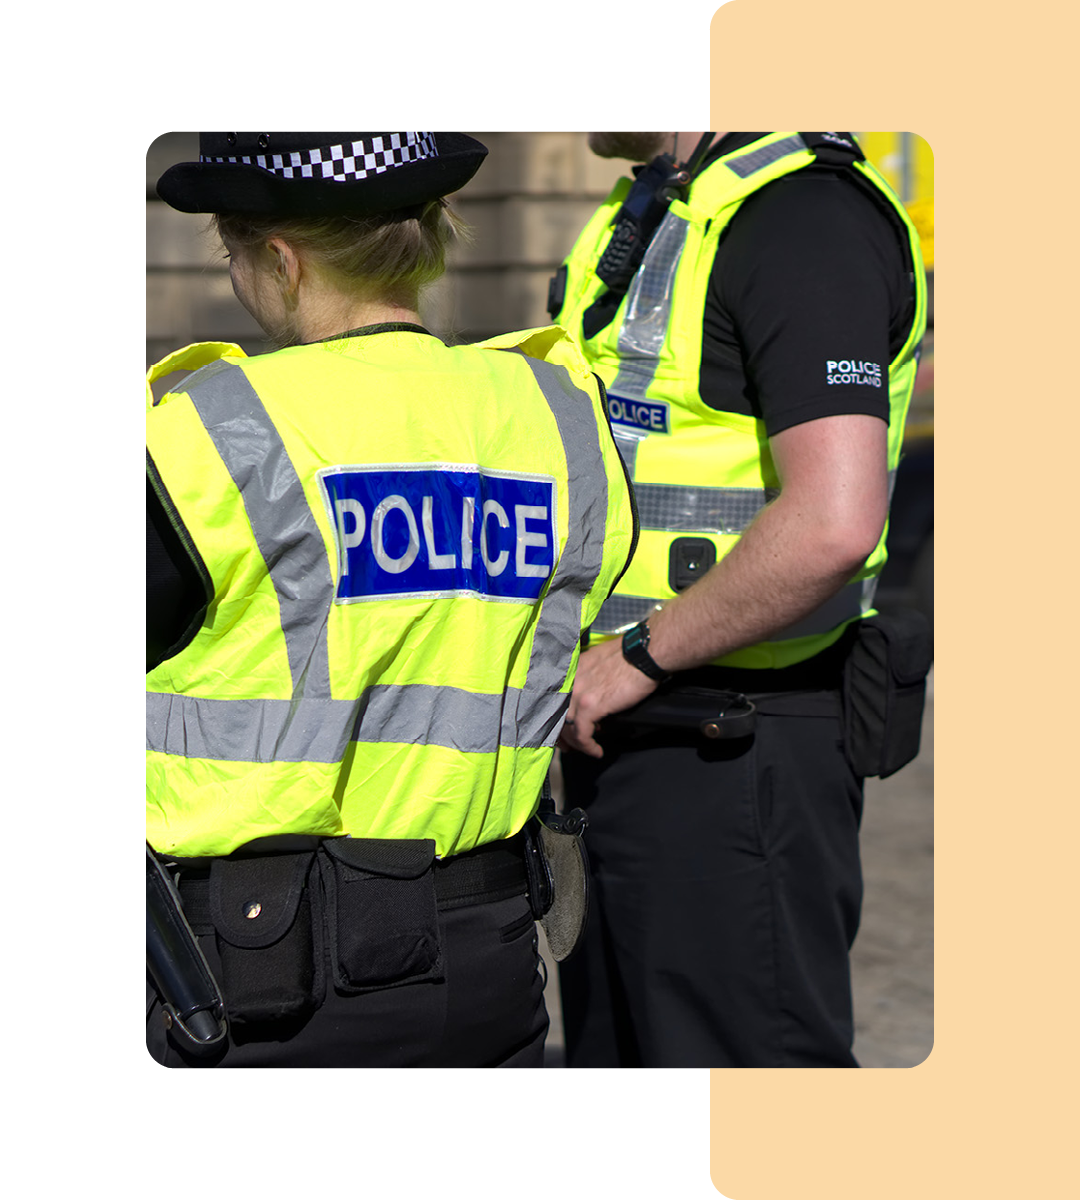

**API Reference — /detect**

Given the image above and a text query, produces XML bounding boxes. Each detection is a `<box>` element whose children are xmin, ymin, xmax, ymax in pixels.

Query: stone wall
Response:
<box><xmin>146</xmin><ymin>132</ymin><xmax>625</xmax><ymax>367</ymax></box>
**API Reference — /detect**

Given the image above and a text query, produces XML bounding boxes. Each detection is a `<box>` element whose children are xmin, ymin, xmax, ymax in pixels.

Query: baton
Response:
<box><xmin>146</xmin><ymin>844</ymin><xmax>227</xmax><ymax>1051</ymax></box>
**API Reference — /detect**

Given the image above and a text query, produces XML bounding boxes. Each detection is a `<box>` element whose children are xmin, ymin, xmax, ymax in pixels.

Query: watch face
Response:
<box><xmin>622</xmin><ymin>620</ymin><xmax>666</xmax><ymax>680</ymax></box>
<box><xmin>624</xmin><ymin>621</ymin><xmax>648</xmax><ymax>651</ymax></box>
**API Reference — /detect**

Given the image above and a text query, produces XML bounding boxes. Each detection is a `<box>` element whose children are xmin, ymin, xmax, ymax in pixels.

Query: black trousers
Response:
<box><xmin>559</xmin><ymin>695</ymin><xmax>864</xmax><ymax>1067</ymax></box>
<box><xmin>147</xmin><ymin>890</ymin><xmax>548</xmax><ymax>1068</ymax></box>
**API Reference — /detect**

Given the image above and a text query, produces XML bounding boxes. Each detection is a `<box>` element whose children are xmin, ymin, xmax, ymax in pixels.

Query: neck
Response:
<box><xmin>300</xmin><ymin>298</ymin><xmax>427</xmax><ymax>345</ymax></box>
<box><xmin>672</xmin><ymin>132</ymin><xmax>722</xmax><ymax>164</ymax></box>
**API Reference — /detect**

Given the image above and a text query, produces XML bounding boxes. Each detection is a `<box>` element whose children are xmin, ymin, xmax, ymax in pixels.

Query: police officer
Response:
<box><xmin>553</xmin><ymin>132</ymin><xmax>928</xmax><ymax>1067</ymax></box>
<box><xmin>146</xmin><ymin>132</ymin><xmax>635</xmax><ymax>1067</ymax></box>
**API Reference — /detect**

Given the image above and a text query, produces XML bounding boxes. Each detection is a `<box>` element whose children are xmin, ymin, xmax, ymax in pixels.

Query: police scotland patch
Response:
<box><xmin>318</xmin><ymin>464</ymin><xmax>558</xmax><ymax>603</ymax></box>
<box><xmin>825</xmin><ymin>358</ymin><xmax>883</xmax><ymax>387</ymax></box>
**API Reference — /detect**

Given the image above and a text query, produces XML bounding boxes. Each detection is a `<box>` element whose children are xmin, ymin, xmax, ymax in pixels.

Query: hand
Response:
<box><xmin>558</xmin><ymin>637</ymin><xmax>660</xmax><ymax>759</ymax></box>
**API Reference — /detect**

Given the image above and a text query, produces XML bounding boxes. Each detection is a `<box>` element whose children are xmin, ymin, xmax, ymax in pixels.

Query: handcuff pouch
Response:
<box><xmin>208</xmin><ymin>850</ymin><xmax>319</xmax><ymax>1024</ymax></box>
<box><xmin>525</xmin><ymin>810</ymin><xmax>590</xmax><ymax>962</ymax></box>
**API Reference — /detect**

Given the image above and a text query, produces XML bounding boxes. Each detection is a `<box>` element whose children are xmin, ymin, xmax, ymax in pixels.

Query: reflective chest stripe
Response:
<box><xmin>601</xmin><ymin>197</ymin><xmax>777</xmax><ymax>529</ymax></box>
<box><xmin>147</xmin><ymin>354</ymin><xmax>610</xmax><ymax>763</ymax></box>
<box><xmin>633</xmin><ymin>480</ymin><xmax>779</xmax><ymax>533</ymax></box>
<box><xmin>610</xmin><ymin>212</ymin><xmax>689</xmax><ymax>404</ymax></box>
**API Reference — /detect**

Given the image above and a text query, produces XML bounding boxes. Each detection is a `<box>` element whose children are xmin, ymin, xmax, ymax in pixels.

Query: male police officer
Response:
<box><xmin>553</xmin><ymin>132</ymin><xmax>927</xmax><ymax>1067</ymax></box>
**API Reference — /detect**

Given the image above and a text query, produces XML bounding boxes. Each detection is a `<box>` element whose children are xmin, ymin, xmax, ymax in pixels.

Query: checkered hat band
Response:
<box><xmin>201</xmin><ymin>133</ymin><xmax>439</xmax><ymax>182</ymax></box>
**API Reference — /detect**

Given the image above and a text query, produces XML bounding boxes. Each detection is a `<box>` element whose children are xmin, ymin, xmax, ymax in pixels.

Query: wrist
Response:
<box><xmin>621</xmin><ymin>619</ymin><xmax>671</xmax><ymax>683</ymax></box>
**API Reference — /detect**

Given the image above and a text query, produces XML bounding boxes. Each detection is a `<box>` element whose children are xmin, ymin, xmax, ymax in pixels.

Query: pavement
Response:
<box><xmin>541</xmin><ymin>672</ymin><xmax>934</xmax><ymax>1068</ymax></box>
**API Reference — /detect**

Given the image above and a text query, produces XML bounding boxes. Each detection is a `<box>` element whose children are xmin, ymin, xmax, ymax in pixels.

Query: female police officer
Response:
<box><xmin>146</xmin><ymin>133</ymin><xmax>635</xmax><ymax>1067</ymax></box>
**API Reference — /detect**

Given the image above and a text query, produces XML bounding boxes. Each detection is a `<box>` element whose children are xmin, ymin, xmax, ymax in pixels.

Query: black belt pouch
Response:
<box><xmin>319</xmin><ymin>838</ymin><xmax>443</xmax><ymax>994</ymax></box>
<box><xmin>843</xmin><ymin>608</ymin><xmax>933</xmax><ymax>778</ymax></box>
<box><xmin>209</xmin><ymin>851</ymin><xmax>319</xmax><ymax>1024</ymax></box>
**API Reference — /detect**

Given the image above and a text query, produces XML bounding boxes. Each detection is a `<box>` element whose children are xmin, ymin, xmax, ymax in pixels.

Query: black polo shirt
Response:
<box><xmin>698</xmin><ymin>132</ymin><xmax>915</xmax><ymax>436</ymax></box>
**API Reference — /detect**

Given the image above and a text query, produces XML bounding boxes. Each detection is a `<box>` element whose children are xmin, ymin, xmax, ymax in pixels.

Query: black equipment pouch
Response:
<box><xmin>842</xmin><ymin>608</ymin><xmax>933</xmax><ymax>778</ymax></box>
<box><xmin>524</xmin><ymin>780</ymin><xmax>590</xmax><ymax>962</ymax></box>
<box><xmin>209</xmin><ymin>849</ymin><xmax>319</xmax><ymax>1024</ymax></box>
<box><xmin>318</xmin><ymin>838</ymin><xmax>443</xmax><ymax>994</ymax></box>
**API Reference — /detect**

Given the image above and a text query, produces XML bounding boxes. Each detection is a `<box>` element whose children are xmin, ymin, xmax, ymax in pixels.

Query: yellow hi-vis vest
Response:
<box><xmin>146</xmin><ymin>325</ymin><xmax>635</xmax><ymax>858</ymax></box>
<box><xmin>552</xmin><ymin>132</ymin><xmax>928</xmax><ymax>670</ymax></box>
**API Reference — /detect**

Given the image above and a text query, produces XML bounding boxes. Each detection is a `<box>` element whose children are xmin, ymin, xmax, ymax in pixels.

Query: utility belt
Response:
<box><xmin>148</xmin><ymin>814</ymin><xmax>588</xmax><ymax>1053</ymax></box>
<box><xmin>608</xmin><ymin>608</ymin><xmax>932</xmax><ymax>779</ymax></box>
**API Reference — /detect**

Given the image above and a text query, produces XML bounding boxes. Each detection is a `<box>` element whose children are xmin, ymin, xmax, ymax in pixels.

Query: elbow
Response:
<box><xmin>828</xmin><ymin>507</ymin><xmax>887</xmax><ymax>576</ymax></box>
<box><xmin>798</xmin><ymin>490</ymin><xmax>886</xmax><ymax>578</ymax></box>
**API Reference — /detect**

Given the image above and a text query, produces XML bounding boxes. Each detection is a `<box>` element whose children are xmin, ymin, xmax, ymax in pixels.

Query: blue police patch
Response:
<box><xmin>607</xmin><ymin>393</ymin><xmax>670</xmax><ymax>435</ymax></box>
<box><xmin>318</xmin><ymin>464</ymin><xmax>558</xmax><ymax>603</ymax></box>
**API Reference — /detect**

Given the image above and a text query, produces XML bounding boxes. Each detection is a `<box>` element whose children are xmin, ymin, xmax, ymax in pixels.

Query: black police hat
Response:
<box><xmin>157</xmin><ymin>132</ymin><xmax>488</xmax><ymax>217</ymax></box>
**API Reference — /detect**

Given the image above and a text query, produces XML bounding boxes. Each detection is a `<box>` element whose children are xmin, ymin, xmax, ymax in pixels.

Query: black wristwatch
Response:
<box><xmin>621</xmin><ymin>619</ymin><xmax>670</xmax><ymax>682</ymax></box>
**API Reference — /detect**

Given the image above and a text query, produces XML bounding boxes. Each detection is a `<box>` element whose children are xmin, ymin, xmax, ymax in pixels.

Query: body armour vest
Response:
<box><xmin>551</xmin><ymin>132</ymin><xmax>927</xmax><ymax>670</ymax></box>
<box><xmin>146</xmin><ymin>325</ymin><xmax>635</xmax><ymax>858</ymax></box>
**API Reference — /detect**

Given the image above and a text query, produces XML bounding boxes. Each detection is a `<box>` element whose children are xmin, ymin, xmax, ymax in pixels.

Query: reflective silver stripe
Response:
<box><xmin>633</xmin><ymin>482</ymin><xmax>779</xmax><ymax>533</ymax></box>
<box><xmin>592</xmin><ymin>594</ymin><xmax>663</xmax><ymax>635</ymax></box>
<box><xmin>770</xmin><ymin>580</ymin><xmax>867</xmax><ymax>640</ymax></box>
<box><xmin>724</xmin><ymin>134</ymin><xmax>807</xmax><ymax>179</ymax></box>
<box><xmin>608</xmin><ymin>211</ymin><xmax>689</xmax><ymax>436</ymax></box>
<box><xmin>606</xmin><ymin>135</ymin><xmax>809</xmax><ymax>484</ymax></box>
<box><xmin>593</xmin><ymin>579</ymin><xmax>868</xmax><ymax>640</ymax></box>
<box><xmin>147</xmin><ymin>691</ymin><xmax>354</xmax><ymax>763</ymax></box>
<box><xmin>147</xmin><ymin>684</ymin><xmax>565</xmax><ymax>763</ymax></box>
<box><xmin>612</xmin><ymin>427</ymin><xmax>643</xmax><ymax>477</ymax></box>
<box><xmin>185</xmin><ymin>360</ymin><xmax>335</xmax><ymax>700</ymax></box>
<box><xmin>629</xmin><ymin>465</ymin><xmax>891</xmax><ymax>537</ymax></box>
<box><xmin>515</xmin><ymin>356</ymin><xmax>611</xmax><ymax>736</ymax></box>
<box><xmin>154</xmin><ymin>352</ymin><xmax>612</xmax><ymax>765</ymax></box>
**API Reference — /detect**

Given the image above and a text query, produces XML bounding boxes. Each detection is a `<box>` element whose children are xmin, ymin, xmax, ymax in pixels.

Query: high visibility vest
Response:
<box><xmin>552</xmin><ymin>132</ymin><xmax>927</xmax><ymax>670</ymax></box>
<box><xmin>146</xmin><ymin>325</ymin><xmax>635</xmax><ymax>858</ymax></box>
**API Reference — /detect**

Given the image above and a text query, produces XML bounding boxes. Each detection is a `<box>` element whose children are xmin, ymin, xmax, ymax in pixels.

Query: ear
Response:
<box><xmin>267</xmin><ymin>237</ymin><xmax>302</xmax><ymax>296</ymax></box>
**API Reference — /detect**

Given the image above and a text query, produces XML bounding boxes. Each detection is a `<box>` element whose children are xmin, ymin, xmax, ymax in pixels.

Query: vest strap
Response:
<box><xmin>798</xmin><ymin>131</ymin><xmax>866</xmax><ymax>168</ymax></box>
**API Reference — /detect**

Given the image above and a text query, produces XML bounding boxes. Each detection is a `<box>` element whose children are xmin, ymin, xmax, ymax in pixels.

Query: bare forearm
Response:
<box><xmin>645</xmin><ymin>493</ymin><xmax>867</xmax><ymax>671</ymax></box>
<box><xmin>560</xmin><ymin>497</ymin><xmax>871</xmax><ymax>757</ymax></box>
<box><xmin>560</xmin><ymin>414</ymin><xmax>889</xmax><ymax>758</ymax></box>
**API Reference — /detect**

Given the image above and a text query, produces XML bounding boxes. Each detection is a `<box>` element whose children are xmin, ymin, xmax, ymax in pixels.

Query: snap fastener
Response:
<box><xmin>243</xmin><ymin>901</ymin><xmax>262</xmax><ymax>919</ymax></box>
<box><xmin>257</xmin><ymin>134</ymin><xmax>270</xmax><ymax>149</ymax></box>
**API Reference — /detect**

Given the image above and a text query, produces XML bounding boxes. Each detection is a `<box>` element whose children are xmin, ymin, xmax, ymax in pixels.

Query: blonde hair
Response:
<box><xmin>213</xmin><ymin>199</ymin><xmax>468</xmax><ymax>306</ymax></box>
